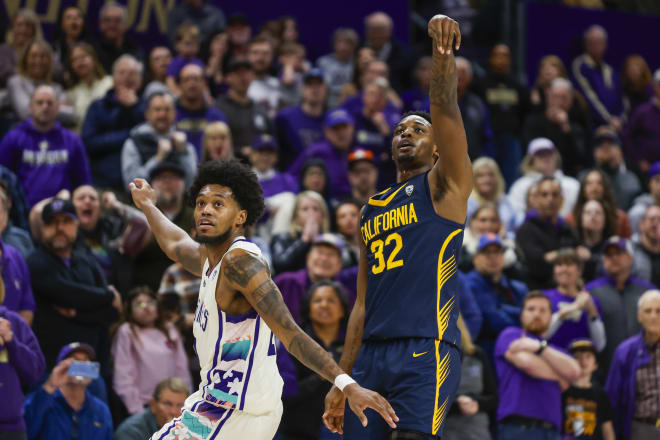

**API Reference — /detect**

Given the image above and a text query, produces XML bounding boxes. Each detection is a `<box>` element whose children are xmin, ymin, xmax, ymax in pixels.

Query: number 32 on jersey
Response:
<box><xmin>370</xmin><ymin>232</ymin><xmax>404</xmax><ymax>274</ymax></box>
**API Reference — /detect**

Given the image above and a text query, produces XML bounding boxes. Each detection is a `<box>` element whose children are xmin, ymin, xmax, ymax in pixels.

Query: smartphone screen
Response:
<box><xmin>68</xmin><ymin>361</ymin><xmax>100</xmax><ymax>380</ymax></box>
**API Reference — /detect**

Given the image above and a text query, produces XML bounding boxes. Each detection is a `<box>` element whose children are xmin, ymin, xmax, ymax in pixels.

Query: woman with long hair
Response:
<box><xmin>201</xmin><ymin>121</ymin><xmax>234</xmax><ymax>163</ymax></box>
<box><xmin>530</xmin><ymin>55</ymin><xmax>567</xmax><ymax>111</ymax></box>
<box><xmin>111</xmin><ymin>286</ymin><xmax>191</xmax><ymax>415</ymax></box>
<box><xmin>53</xmin><ymin>6</ymin><xmax>88</xmax><ymax>72</ymax></box>
<box><xmin>460</xmin><ymin>203</ymin><xmax>518</xmax><ymax>272</ymax></box>
<box><xmin>565</xmin><ymin>168</ymin><xmax>632</xmax><ymax>238</ymax></box>
<box><xmin>270</xmin><ymin>191</ymin><xmax>331</xmax><ymax>274</ymax></box>
<box><xmin>66</xmin><ymin>43</ymin><xmax>113</xmax><ymax>132</ymax></box>
<box><xmin>467</xmin><ymin>157</ymin><xmax>517</xmax><ymax>233</ymax></box>
<box><xmin>0</xmin><ymin>8</ymin><xmax>42</xmax><ymax>88</ymax></box>
<box><xmin>543</xmin><ymin>249</ymin><xmax>606</xmax><ymax>352</ymax></box>
<box><xmin>621</xmin><ymin>54</ymin><xmax>653</xmax><ymax>119</ymax></box>
<box><xmin>7</xmin><ymin>39</ymin><xmax>75</xmax><ymax>124</ymax></box>
<box><xmin>575</xmin><ymin>199</ymin><xmax>615</xmax><ymax>280</ymax></box>
<box><xmin>443</xmin><ymin>315</ymin><xmax>497</xmax><ymax>440</ymax></box>
<box><xmin>280</xmin><ymin>281</ymin><xmax>348</xmax><ymax>440</ymax></box>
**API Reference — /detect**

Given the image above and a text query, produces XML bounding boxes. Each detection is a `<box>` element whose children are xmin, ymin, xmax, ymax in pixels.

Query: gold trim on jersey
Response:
<box><xmin>431</xmin><ymin>228</ymin><xmax>462</xmax><ymax>435</ymax></box>
<box><xmin>367</xmin><ymin>183</ymin><xmax>406</xmax><ymax>207</ymax></box>
<box><xmin>432</xmin><ymin>340</ymin><xmax>451</xmax><ymax>435</ymax></box>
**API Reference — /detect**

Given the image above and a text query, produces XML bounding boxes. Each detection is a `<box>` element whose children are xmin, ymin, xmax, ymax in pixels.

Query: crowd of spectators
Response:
<box><xmin>0</xmin><ymin>1</ymin><xmax>660</xmax><ymax>440</ymax></box>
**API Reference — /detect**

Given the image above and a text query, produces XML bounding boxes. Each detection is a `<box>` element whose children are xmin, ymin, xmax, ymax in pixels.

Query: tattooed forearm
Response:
<box><xmin>223</xmin><ymin>253</ymin><xmax>265</xmax><ymax>287</ymax></box>
<box><xmin>251</xmin><ymin>279</ymin><xmax>343</xmax><ymax>382</ymax></box>
<box><xmin>429</xmin><ymin>44</ymin><xmax>458</xmax><ymax>112</ymax></box>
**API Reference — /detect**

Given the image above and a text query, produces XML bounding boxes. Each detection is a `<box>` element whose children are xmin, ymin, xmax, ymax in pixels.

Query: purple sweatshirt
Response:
<box><xmin>0</xmin><ymin>240</ymin><xmax>35</xmax><ymax>313</ymax></box>
<box><xmin>274</xmin><ymin>105</ymin><xmax>324</xmax><ymax>169</ymax></box>
<box><xmin>0</xmin><ymin>119</ymin><xmax>92</xmax><ymax>207</ymax></box>
<box><xmin>623</xmin><ymin>100</ymin><xmax>660</xmax><ymax>164</ymax></box>
<box><xmin>287</xmin><ymin>140</ymin><xmax>352</xmax><ymax>199</ymax></box>
<box><xmin>543</xmin><ymin>288</ymin><xmax>602</xmax><ymax>350</ymax></box>
<box><xmin>175</xmin><ymin>101</ymin><xmax>227</xmax><ymax>160</ymax></box>
<box><xmin>0</xmin><ymin>305</ymin><xmax>45</xmax><ymax>432</ymax></box>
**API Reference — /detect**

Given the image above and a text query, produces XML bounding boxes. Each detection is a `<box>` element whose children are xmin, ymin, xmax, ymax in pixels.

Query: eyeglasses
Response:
<box><xmin>134</xmin><ymin>300</ymin><xmax>157</xmax><ymax>309</ymax></box>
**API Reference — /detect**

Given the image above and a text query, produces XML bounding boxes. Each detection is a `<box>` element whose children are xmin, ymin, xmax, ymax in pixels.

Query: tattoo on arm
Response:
<box><xmin>429</xmin><ymin>47</ymin><xmax>458</xmax><ymax>113</ymax></box>
<box><xmin>223</xmin><ymin>253</ymin><xmax>265</xmax><ymax>287</ymax></box>
<box><xmin>224</xmin><ymin>253</ymin><xmax>343</xmax><ymax>383</ymax></box>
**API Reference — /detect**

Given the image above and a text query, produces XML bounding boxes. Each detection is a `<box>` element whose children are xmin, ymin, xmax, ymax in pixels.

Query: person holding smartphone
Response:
<box><xmin>23</xmin><ymin>342</ymin><xmax>113</xmax><ymax>440</ymax></box>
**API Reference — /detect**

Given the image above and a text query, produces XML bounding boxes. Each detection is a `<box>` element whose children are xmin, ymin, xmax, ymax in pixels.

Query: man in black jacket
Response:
<box><xmin>28</xmin><ymin>199</ymin><xmax>121</xmax><ymax>374</ymax></box>
<box><xmin>515</xmin><ymin>177</ymin><xmax>579</xmax><ymax>289</ymax></box>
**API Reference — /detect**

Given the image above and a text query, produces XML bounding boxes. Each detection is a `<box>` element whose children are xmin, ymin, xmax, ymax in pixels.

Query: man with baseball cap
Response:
<box><xmin>562</xmin><ymin>339</ymin><xmax>616</xmax><ymax>440</ymax></box>
<box><xmin>275</xmin><ymin>68</ymin><xmax>327</xmax><ymax>168</ymax></box>
<box><xmin>28</xmin><ymin>198</ymin><xmax>121</xmax><ymax>373</ymax></box>
<box><xmin>288</xmin><ymin>109</ymin><xmax>356</xmax><ymax>200</ymax></box>
<box><xmin>216</xmin><ymin>59</ymin><xmax>272</xmax><ymax>154</ymax></box>
<box><xmin>622</xmin><ymin>68</ymin><xmax>660</xmax><ymax>174</ymax></box>
<box><xmin>508</xmin><ymin>137</ymin><xmax>580</xmax><ymax>217</ymax></box>
<box><xmin>274</xmin><ymin>233</ymin><xmax>358</xmax><ymax>324</ymax></box>
<box><xmin>628</xmin><ymin>161</ymin><xmax>660</xmax><ymax>234</ymax></box>
<box><xmin>347</xmin><ymin>149</ymin><xmax>379</xmax><ymax>206</ymax></box>
<box><xmin>24</xmin><ymin>341</ymin><xmax>113</xmax><ymax>440</ymax></box>
<box><xmin>586</xmin><ymin>236</ymin><xmax>655</xmax><ymax>370</ymax></box>
<box><xmin>591</xmin><ymin>126</ymin><xmax>642</xmax><ymax>210</ymax></box>
<box><xmin>465</xmin><ymin>233</ymin><xmax>528</xmax><ymax>359</ymax></box>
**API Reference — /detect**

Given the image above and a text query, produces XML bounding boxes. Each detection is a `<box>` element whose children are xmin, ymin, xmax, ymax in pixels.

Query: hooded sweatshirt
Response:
<box><xmin>0</xmin><ymin>119</ymin><xmax>92</xmax><ymax>207</ymax></box>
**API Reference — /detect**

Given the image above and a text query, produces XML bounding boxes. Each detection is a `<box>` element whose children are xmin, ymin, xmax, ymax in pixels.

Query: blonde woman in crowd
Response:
<box><xmin>467</xmin><ymin>157</ymin><xmax>518</xmax><ymax>233</ymax></box>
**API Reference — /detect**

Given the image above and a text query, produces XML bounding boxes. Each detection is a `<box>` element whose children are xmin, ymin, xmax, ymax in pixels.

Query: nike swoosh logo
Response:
<box><xmin>412</xmin><ymin>351</ymin><xmax>428</xmax><ymax>358</ymax></box>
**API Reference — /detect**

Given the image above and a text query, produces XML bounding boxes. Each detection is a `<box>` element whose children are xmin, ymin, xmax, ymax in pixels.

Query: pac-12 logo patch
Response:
<box><xmin>405</xmin><ymin>185</ymin><xmax>414</xmax><ymax>196</ymax></box>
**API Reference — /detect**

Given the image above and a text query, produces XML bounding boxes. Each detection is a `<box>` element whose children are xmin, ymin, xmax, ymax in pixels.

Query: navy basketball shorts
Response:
<box><xmin>343</xmin><ymin>338</ymin><xmax>461</xmax><ymax>439</ymax></box>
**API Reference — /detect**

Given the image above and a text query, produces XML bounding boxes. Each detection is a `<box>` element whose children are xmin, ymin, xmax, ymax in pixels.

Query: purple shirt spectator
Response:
<box><xmin>274</xmin><ymin>106</ymin><xmax>324</xmax><ymax>169</ymax></box>
<box><xmin>401</xmin><ymin>87</ymin><xmax>429</xmax><ymax>112</ymax></box>
<box><xmin>288</xmin><ymin>140</ymin><xmax>352</xmax><ymax>200</ymax></box>
<box><xmin>166</xmin><ymin>56</ymin><xmax>204</xmax><ymax>78</ymax></box>
<box><xmin>623</xmin><ymin>101</ymin><xmax>660</xmax><ymax>166</ymax></box>
<box><xmin>571</xmin><ymin>55</ymin><xmax>623</xmax><ymax>126</ymax></box>
<box><xmin>0</xmin><ymin>241</ymin><xmax>35</xmax><ymax>314</ymax></box>
<box><xmin>341</xmin><ymin>92</ymin><xmax>401</xmax><ymax>117</ymax></box>
<box><xmin>543</xmin><ymin>288</ymin><xmax>602</xmax><ymax>351</ymax></box>
<box><xmin>0</xmin><ymin>119</ymin><xmax>92</xmax><ymax>207</ymax></box>
<box><xmin>258</xmin><ymin>171</ymin><xmax>298</xmax><ymax>199</ymax></box>
<box><xmin>0</xmin><ymin>305</ymin><xmax>45</xmax><ymax>432</ymax></box>
<box><xmin>175</xmin><ymin>101</ymin><xmax>227</xmax><ymax>160</ymax></box>
<box><xmin>273</xmin><ymin>267</ymin><xmax>357</xmax><ymax>324</ymax></box>
<box><xmin>495</xmin><ymin>326</ymin><xmax>563</xmax><ymax>430</ymax></box>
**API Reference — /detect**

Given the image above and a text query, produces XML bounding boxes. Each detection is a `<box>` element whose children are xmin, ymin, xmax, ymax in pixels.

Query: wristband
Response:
<box><xmin>334</xmin><ymin>373</ymin><xmax>357</xmax><ymax>392</ymax></box>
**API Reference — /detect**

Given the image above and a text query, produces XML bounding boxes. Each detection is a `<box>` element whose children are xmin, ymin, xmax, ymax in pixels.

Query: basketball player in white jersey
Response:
<box><xmin>129</xmin><ymin>159</ymin><xmax>398</xmax><ymax>440</ymax></box>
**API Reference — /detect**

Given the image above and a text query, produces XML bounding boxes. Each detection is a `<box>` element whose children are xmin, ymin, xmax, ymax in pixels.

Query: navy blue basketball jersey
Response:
<box><xmin>360</xmin><ymin>172</ymin><xmax>464</xmax><ymax>343</ymax></box>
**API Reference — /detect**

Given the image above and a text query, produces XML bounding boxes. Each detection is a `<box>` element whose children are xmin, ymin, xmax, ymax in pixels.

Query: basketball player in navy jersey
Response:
<box><xmin>130</xmin><ymin>160</ymin><xmax>397</xmax><ymax>439</ymax></box>
<box><xmin>323</xmin><ymin>15</ymin><xmax>472</xmax><ymax>439</ymax></box>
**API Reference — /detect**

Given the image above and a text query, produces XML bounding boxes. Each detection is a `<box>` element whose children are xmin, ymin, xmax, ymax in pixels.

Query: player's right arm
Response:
<box><xmin>323</xmin><ymin>231</ymin><xmax>368</xmax><ymax>433</ymax></box>
<box><xmin>427</xmin><ymin>15</ymin><xmax>473</xmax><ymax>224</ymax></box>
<box><xmin>129</xmin><ymin>178</ymin><xmax>203</xmax><ymax>276</ymax></box>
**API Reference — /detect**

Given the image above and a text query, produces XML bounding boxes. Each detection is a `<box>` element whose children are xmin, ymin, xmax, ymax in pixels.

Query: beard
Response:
<box><xmin>194</xmin><ymin>225</ymin><xmax>232</xmax><ymax>245</ymax></box>
<box><xmin>157</xmin><ymin>192</ymin><xmax>181</xmax><ymax>208</ymax></box>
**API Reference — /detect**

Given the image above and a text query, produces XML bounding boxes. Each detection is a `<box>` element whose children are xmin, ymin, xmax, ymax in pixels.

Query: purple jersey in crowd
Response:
<box><xmin>543</xmin><ymin>289</ymin><xmax>602</xmax><ymax>351</ymax></box>
<box><xmin>495</xmin><ymin>326</ymin><xmax>563</xmax><ymax>430</ymax></box>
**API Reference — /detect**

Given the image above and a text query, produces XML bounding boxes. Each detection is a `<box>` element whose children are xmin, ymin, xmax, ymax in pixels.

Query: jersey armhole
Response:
<box><xmin>423</xmin><ymin>172</ymin><xmax>466</xmax><ymax>228</ymax></box>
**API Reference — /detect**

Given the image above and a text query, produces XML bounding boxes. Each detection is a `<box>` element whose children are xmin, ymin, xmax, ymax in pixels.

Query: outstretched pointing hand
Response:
<box><xmin>129</xmin><ymin>178</ymin><xmax>157</xmax><ymax>211</ymax></box>
<box><xmin>428</xmin><ymin>15</ymin><xmax>461</xmax><ymax>55</ymax></box>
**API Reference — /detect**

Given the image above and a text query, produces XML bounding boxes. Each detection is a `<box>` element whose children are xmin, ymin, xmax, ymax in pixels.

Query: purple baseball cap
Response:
<box><xmin>602</xmin><ymin>236</ymin><xmax>633</xmax><ymax>255</ymax></box>
<box><xmin>56</xmin><ymin>342</ymin><xmax>96</xmax><ymax>364</ymax></box>
<box><xmin>324</xmin><ymin>109</ymin><xmax>354</xmax><ymax>128</ymax></box>
<box><xmin>648</xmin><ymin>162</ymin><xmax>660</xmax><ymax>180</ymax></box>
<box><xmin>476</xmin><ymin>233</ymin><xmax>503</xmax><ymax>253</ymax></box>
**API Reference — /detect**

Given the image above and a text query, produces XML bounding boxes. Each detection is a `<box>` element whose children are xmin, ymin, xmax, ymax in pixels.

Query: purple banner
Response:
<box><xmin>0</xmin><ymin>0</ymin><xmax>409</xmax><ymax>61</ymax></box>
<box><xmin>526</xmin><ymin>2</ymin><xmax>660</xmax><ymax>85</ymax></box>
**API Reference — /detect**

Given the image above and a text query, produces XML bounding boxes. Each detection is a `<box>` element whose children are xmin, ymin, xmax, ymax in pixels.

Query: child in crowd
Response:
<box><xmin>166</xmin><ymin>23</ymin><xmax>204</xmax><ymax>97</ymax></box>
<box><xmin>111</xmin><ymin>286</ymin><xmax>192</xmax><ymax>416</ymax></box>
<box><xmin>562</xmin><ymin>339</ymin><xmax>615</xmax><ymax>440</ymax></box>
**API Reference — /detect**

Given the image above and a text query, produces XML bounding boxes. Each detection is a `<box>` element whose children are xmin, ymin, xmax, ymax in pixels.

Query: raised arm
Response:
<box><xmin>221</xmin><ymin>249</ymin><xmax>397</xmax><ymax>430</ymax></box>
<box><xmin>427</xmin><ymin>15</ymin><xmax>472</xmax><ymax>224</ymax></box>
<box><xmin>129</xmin><ymin>178</ymin><xmax>203</xmax><ymax>276</ymax></box>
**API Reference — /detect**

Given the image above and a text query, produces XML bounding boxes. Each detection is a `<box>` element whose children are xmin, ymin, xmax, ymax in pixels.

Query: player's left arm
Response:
<box><xmin>427</xmin><ymin>15</ymin><xmax>472</xmax><ymax>224</ymax></box>
<box><xmin>221</xmin><ymin>249</ymin><xmax>398</xmax><ymax>429</ymax></box>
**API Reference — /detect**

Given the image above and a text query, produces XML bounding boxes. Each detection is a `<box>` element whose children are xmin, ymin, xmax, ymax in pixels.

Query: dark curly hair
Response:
<box><xmin>401</xmin><ymin>110</ymin><xmax>432</xmax><ymax>124</ymax></box>
<box><xmin>187</xmin><ymin>159</ymin><xmax>265</xmax><ymax>227</ymax></box>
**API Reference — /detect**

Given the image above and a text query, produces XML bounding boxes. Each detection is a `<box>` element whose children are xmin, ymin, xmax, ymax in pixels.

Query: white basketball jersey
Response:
<box><xmin>184</xmin><ymin>237</ymin><xmax>283</xmax><ymax>417</ymax></box>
